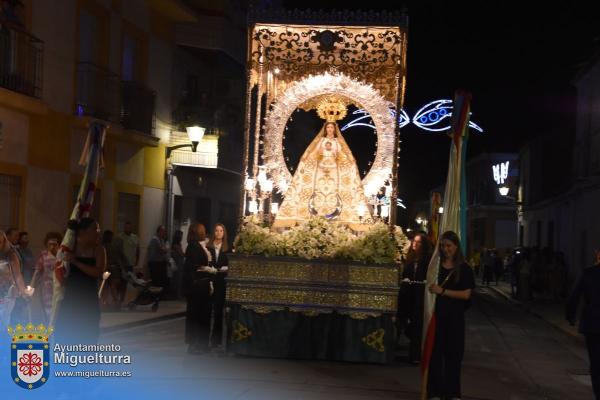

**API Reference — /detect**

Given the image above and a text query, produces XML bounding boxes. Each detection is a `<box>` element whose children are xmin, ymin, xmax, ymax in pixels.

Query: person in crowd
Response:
<box><xmin>114</xmin><ymin>221</ymin><xmax>139</xmax><ymax>301</ymax></box>
<box><xmin>0</xmin><ymin>230</ymin><xmax>29</xmax><ymax>330</ymax></box>
<box><xmin>32</xmin><ymin>232</ymin><xmax>62</xmax><ymax>323</ymax></box>
<box><xmin>469</xmin><ymin>248</ymin><xmax>481</xmax><ymax>277</ymax></box>
<box><xmin>17</xmin><ymin>232</ymin><xmax>35</xmax><ymax>283</ymax></box>
<box><xmin>566</xmin><ymin>248</ymin><xmax>600</xmax><ymax>400</ymax></box>
<box><xmin>492</xmin><ymin>249</ymin><xmax>503</xmax><ymax>285</ymax></box>
<box><xmin>183</xmin><ymin>223</ymin><xmax>213</xmax><ymax>354</ymax></box>
<box><xmin>555</xmin><ymin>252</ymin><xmax>568</xmax><ymax>298</ymax></box>
<box><xmin>171</xmin><ymin>230</ymin><xmax>185</xmax><ymax>299</ymax></box>
<box><xmin>481</xmin><ymin>248</ymin><xmax>494</xmax><ymax>286</ymax></box>
<box><xmin>508</xmin><ymin>249</ymin><xmax>521</xmax><ymax>297</ymax></box>
<box><xmin>207</xmin><ymin>223</ymin><xmax>230</xmax><ymax>350</ymax></box>
<box><xmin>102</xmin><ymin>230</ymin><xmax>122</xmax><ymax>309</ymax></box>
<box><xmin>146</xmin><ymin>225</ymin><xmax>169</xmax><ymax>292</ymax></box>
<box><xmin>399</xmin><ymin>232</ymin><xmax>432</xmax><ymax>364</ymax></box>
<box><xmin>427</xmin><ymin>230</ymin><xmax>475</xmax><ymax>400</ymax></box>
<box><xmin>55</xmin><ymin>218</ymin><xmax>106</xmax><ymax>344</ymax></box>
<box><xmin>10</xmin><ymin>231</ymin><xmax>35</xmax><ymax>323</ymax></box>
<box><xmin>5</xmin><ymin>228</ymin><xmax>19</xmax><ymax>247</ymax></box>
<box><xmin>518</xmin><ymin>249</ymin><xmax>532</xmax><ymax>301</ymax></box>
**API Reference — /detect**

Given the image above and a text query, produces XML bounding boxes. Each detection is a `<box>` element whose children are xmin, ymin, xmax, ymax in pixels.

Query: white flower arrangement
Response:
<box><xmin>234</xmin><ymin>216</ymin><xmax>409</xmax><ymax>264</ymax></box>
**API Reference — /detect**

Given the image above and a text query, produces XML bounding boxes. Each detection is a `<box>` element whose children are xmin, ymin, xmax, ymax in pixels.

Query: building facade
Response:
<box><xmin>0</xmin><ymin>0</ymin><xmax>244</xmax><ymax>260</ymax></box>
<box><xmin>416</xmin><ymin>152</ymin><xmax>519</xmax><ymax>256</ymax></box>
<box><xmin>519</xmin><ymin>56</ymin><xmax>600</xmax><ymax>280</ymax></box>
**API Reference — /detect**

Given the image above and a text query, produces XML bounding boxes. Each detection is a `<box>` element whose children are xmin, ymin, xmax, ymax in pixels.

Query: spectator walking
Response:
<box><xmin>566</xmin><ymin>249</ymin><xmax>600</xmax><ymax>400</ymax></box>
<box><xmin>146</xmin><ymin>226</ymin><xmax>169</xmax><ymax>292</ymax></box>
<box><xmin>171</xmin><ymin>230</ymin><xmax>185</xmax><ymax>299</ymax></box>
<box><xmin>0</xmin><ymin>231</ymin><xmax>29</xmax><ymax>330</ymax></box>
<box><xmin>10</xmin><ymin>231</ymin><xmax>34</xmax><ymax>324</ymax></box>
<box><xmin>481</xmin><ymin>249</ymin><xmax>494</xmax><ymax>286</ymax></box>
<box><xmin>114</xmin><ymin>221</ymin><xmax>139</xmax><ymax>301</ymax></box>
<box><xmin>32</xmin><ymin>232</ymin><xmax>62</xmax><ymax>323</ymax></box>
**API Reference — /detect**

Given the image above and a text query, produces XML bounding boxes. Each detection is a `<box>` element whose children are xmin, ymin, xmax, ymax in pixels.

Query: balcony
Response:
<box><xmin>75</xmin><ymin>62</ymin><xmax>120</xmax><ymax>122</ymax></box>
<box><xmin>120</xmin><ymin>80</ymin><xmax>155</xmax><ymax>135</ymax></box>
<box><xmin>169</xmin><ymin>131</ymin><xmax>219</xmax><ymax>168</ymax></box>
<box><xmin>0</xmin><ymin>19</ymin><xmax>43</xmax><ymax>98</ymax></box>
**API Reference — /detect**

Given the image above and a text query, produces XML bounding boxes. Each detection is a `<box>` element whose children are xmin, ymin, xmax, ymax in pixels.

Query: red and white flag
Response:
<box><xmin>420</xmin><ymin>90</ymin><xmax>471</xmax><ymax>399</ymax></box>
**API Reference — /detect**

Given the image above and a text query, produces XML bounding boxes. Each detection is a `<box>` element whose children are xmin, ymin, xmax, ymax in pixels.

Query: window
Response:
<box><xmin>0</xmin><ymin>173</ymin><xmax>22</xmax><ymax>229</ymax></box>
<box><xmin>117</xmin><ymin>193</ymin><xmax>140</xmax><ymax>233</ymax></box>
<box><xmin>121</xmin><ymin>26</ymin><xmax>145</xmax><ymax>83</ymax></box>
<box><xmin>78</xmin><ymin>9</ymin><xmax>100</xmax><ymax>64</ymax></box>
<box><xmin>72</xmin><ymin>185</ymin><xmax>102</xmax><ymax>221</ymax></box>
<box><xmin>121</xmin><ymin>32</ymin><xmax>139</xmax><ymax>81</ymax></box>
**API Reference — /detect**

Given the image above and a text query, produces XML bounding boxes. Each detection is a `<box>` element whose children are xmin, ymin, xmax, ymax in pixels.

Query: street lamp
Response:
<box><xmin>438</xmin><ymin>206</ymin><xmax>444</xmax><ymax>214</ymax></box>
<box><xmin>165</xmin><ymin>125</ymin><xmax>205</xmax><ymax>240</ymax></box>
<box><xmin>415</xmin><ymin>212</ymin><xmax>428</xmax><ymax>232</ymax></box>
<box><xmin>166</xmin><ymin>125</ymin><xmax>206</xmax><ymax>158</ymax></box>
<box><xmin>499</xmin><ymin>186</ymin><xmax>510</xmax><ymax>196</ymax></box>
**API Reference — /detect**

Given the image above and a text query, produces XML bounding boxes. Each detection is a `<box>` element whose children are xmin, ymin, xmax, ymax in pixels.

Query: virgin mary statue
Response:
<box><xmin>273</xmin><ymin>119</ymin><xmax>370</xmax><ymax>231</ymax></box>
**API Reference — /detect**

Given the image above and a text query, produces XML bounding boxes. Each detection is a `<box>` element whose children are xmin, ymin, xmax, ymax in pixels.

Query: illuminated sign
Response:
<box><xmin>492</xmin><ymin>161</ymin><xmax>510</xmax><ymax>185</ymax></box>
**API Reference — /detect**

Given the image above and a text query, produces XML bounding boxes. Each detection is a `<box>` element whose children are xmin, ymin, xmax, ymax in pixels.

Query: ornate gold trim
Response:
<box><xmin>231</xmin><ymin>320</ymin><xmax>253</xmax><ymax>343</ymax></box>
<box><xmin>362</xmin><ymin>328</ymin><xmax>385</xmax><ymax>353</ymax></box>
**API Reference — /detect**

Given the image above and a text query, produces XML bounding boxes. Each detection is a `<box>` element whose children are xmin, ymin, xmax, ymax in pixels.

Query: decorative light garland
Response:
<box><xmin>263</xmin><ymin>72</ymin><xmax>396</xmax><ymax>195</ymax></box>
<box><xmin>340</xmin><ymin>99</ymin><xmax>484</xmax><ymax>133</ymax></box>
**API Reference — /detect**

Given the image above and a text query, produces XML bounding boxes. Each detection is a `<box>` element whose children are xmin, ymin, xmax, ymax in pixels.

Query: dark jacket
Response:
<box><xmin>183</xmin><ymin>241</ymin><xmax>210</xmax><ymax>296</ymax></box>
<box><xmin>400</xmin><ymin>257</ymin><xmax>430</xmax><ymax>319</ymax></box>
<box><xmin>208</xmin><ymin>245</ymin><xmax>229</xmax><ymax>284</ymax></box>
<box><xmin>566</xmin><ymin>264</ymin><xmax>600</xmax><ymax>334</ymax></box>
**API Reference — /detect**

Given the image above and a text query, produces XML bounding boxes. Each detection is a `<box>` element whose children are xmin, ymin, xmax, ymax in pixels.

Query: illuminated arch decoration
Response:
<box><xmin>340</xmin><ymin>99</ymin><xmax>483</xmax><ymax>133</ymax></box>
<box><xmin>263</xmin><ymin>72</ymin><xmax>396</xmax><ymax>196</ymax></box>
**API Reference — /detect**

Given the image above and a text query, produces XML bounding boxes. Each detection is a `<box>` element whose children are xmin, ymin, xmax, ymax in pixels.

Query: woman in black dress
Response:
<box><xmin>427</xmin><ymin>230</ymin><xmax>475</xmax><ymax>400</ymax></box>
<box><xmin>56</xmin><ymin>218</ymin><xmax>106</xmax><ymax>344</ymax></box>
<box><xmin>183</xmin><ymin>223</ymin><xmax>213</xmax><ymax>354</ymax></box>
<box><xmin>400</xmin><ymin>232</ymin><xmax>432</xmax><ymax>364</ymax></box>
<box><xmin>207</xmin><ymin>223</ymin><xmax>230</xmax><ymax>350</ymax></box>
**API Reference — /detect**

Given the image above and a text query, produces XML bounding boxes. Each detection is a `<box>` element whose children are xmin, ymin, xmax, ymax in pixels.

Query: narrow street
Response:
<box><xmin>95</xmin><ymin>288</ymin><xmax>593</xmax><ymax>400</ymax></box>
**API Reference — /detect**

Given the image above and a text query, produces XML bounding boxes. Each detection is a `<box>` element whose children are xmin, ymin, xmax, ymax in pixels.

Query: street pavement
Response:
<box><xmin>100</xmin><ymin>287</ymin><xmax>594</xmax><ymax>400</ymax></box>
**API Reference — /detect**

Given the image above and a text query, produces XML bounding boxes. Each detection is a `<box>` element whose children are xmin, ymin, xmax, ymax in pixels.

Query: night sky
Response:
<box><xmin>278</xmin><ymin>0</ymin><xmax>600</xmax><ymax>224</ymax></box>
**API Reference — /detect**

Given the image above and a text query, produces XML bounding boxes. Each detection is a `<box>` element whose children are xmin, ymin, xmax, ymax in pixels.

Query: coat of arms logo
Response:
<box><xmin>7</xmin><ymin>323</ymin><xmax>53</xmax><ymax>390</ymax></box>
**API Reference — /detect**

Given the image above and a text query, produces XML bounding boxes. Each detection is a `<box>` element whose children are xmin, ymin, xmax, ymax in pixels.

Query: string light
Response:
<box><xmin>340</xmin><ymin>100</ymin><xmax>484</xmax><ymax>133</ymax></box>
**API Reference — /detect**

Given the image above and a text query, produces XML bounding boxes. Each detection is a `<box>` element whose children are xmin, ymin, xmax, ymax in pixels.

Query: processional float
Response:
<box><xmin>226</xmin><ymin>7</ymin><xmax>409</xmax><ymax>363</ymax></box>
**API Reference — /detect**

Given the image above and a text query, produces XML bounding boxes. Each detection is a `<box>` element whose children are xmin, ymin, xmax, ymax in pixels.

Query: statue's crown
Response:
<box><xmin>7</xmin><ymin>323</ymin><xmax>54</xmax><ymax>343</ymax></box>
<box><xmin>317</xmin><ymin>96</ymin><xmax>348</xmax><ymax>122</ymax></box>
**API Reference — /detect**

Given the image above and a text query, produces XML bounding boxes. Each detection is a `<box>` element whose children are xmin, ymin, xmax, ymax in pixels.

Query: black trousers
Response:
<box><xmin>211</xmin><ymin>279</ymin><xmax>226</xmax><ymax>346</ymax></box>
<box><xmin>586</xmin><ymin>333</ymin><xmax>600</xmax><ymax>400</ymax></box>
<box><xmin>185</xmin><ymin>291</ymin><xmax>212</xmax><ymax>347</ymax></box>
<box><xmin>427</xmin><ymin>313</ymin><xmax>465</xmax><ymax>399</ymax></box>
<box><xmin>149</xmin><ymin>261</ymin><xmax>169</xmax><ymax>295</ymax></box>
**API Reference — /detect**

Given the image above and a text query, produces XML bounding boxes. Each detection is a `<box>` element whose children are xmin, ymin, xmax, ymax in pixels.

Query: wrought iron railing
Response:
<box><xmin>0</xmin><ymin>19</ymin><xmax>43</xmax><ymax>98</ymax></box>
<box><xmin>75</xmin><ymin>62</ymin><xmax>120</xmax><ymax>122</ymax></box>
<box><xmin>120</xmin><ymin>80</ymin><xmax>155</xmax><ymax>135</ymax></box>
